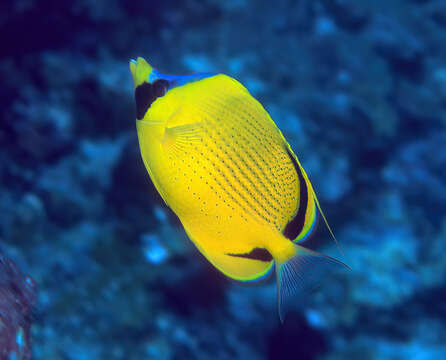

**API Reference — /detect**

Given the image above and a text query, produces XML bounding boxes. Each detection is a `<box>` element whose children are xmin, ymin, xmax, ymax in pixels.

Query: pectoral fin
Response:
<box><xmin>162</xmin><ymin>122</ymin><xmax>204</xmax><ymax>158</ymax></box>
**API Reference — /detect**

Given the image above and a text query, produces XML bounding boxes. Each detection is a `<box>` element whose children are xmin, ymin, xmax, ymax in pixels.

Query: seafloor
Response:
<box><xmin>1</xmin><ymin>0</ymin><xmax>446</xmax><ymax>359</ymax></box>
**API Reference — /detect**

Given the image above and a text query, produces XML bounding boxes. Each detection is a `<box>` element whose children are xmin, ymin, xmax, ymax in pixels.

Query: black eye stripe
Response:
<box><xmin>134</xmin><ymin>79</ymin><xmax>169</xmax><ymax>120</ymax></box>
<box><xmin>153</xmin><ymin>80</ymin><xmax>168</xmax><ymax>97</ymax></box>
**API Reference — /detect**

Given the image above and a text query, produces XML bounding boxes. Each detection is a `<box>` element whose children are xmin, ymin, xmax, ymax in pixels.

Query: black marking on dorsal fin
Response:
<box><xmin>135</xmin><ymin>79</ymin><xmax>170</xmax><ymax>120</ymax></box>
<box><xmin>226</xmin><ymin>248</ymin><xmax>273</xmax><ymax>262</ymax></box>
<box><xmin>283</xmin><ymin>147</ymin><xmax>308</xmax><ymax>240</ymax></box>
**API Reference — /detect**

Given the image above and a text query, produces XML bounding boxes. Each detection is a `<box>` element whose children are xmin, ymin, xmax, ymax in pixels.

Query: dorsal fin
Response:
<box><xmin>311</xmin><ymin>188</ymin><xmax>345</xmax><ymax>256</ymax></box>
<box><xmin>283</xmin><ymin>147</ymin><xmax>307</xmax><ymax>240</ymax></box>
<box><xmin>286</xmin><ymin>145</ymin><xmax>345</xmax><ymax>256</ymax></box>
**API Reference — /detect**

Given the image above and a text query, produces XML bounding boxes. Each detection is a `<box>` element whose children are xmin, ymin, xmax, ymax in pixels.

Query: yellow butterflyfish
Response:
<box><xmin>129</xmin><ymin>57</ymin><xmax>348</xmax><ymax>321</ymax></box>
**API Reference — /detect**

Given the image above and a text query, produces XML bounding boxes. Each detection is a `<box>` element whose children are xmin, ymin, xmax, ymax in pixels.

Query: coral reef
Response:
<box><xmin>0</xmin><ymin>254</ymin><xmax>36</xmax><ymax>360</ymax></box>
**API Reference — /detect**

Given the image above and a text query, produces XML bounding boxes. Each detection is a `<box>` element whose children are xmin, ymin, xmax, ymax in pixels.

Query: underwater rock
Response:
<box><xmin>6</xmin><ymin>91</ymin><xmax>75</xmax><ymax>166</ymax></box>
<box><xmin>268</xmin><ymin>312</ymin><xmax>327</xmax><ymax>360</ymax></box>
<box><xmin>141</xmin><ymin>233</ymin><xmax>169</xmax><ymax>265</ymax></box>
<box><xmin>427</xmin><ymin>1</ymin><xmax>446</xmax><ymax>27</ymax></box>
<box><xmin>393</xmin><ymin>77</ymin><xmax>444</xmax><ymax>135</ymax></box>
<box><xmin>8</xmin><ymin>193</ymin><xmax>46</xmax><ymax>245</ymax></box>
<box><xmin>367</xmin><ymin>16</ymin><xmax>425</xmax><ymax>81</ymax></box>
<box><xmin>321</xmin><ymin>0</ymin><xmax>370</xmax><ymax>32</ymax></box>
<box><xmin>382</xmin><ymin>133</ymin><xmax>446</xmax><ymax>211</ymax></box>
<box><xmin>36</xmin><ymin>138</ymin><xmax>125</xmax><ymax>227</ymax></box>
<box><xmin>0</xmin><ymin>253</ymin><xmax>37</xmax><ymax>360</ymax></box>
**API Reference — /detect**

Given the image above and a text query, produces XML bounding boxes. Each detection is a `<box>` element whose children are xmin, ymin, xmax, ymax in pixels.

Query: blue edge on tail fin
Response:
<box><xmin>276</xmin><ymin>244</ymin><xmax>350</xmax><ymax>323</ymax></box>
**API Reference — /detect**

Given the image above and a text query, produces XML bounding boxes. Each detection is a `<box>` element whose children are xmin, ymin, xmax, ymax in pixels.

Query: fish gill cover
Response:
<box><xmin>1</xmin><ymin>0</ymin><xmax>446</xmax><ymax>359</ymax></box>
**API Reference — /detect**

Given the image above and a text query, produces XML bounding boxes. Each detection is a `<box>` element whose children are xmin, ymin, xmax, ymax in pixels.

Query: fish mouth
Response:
<box><xmin>129</xmin><ymin>57</ymin><xmax>154</xmax><ymax>88</ymax></box>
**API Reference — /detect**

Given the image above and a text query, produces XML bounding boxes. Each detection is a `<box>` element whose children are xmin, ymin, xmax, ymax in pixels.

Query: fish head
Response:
<box><xmin>129</xmin><ymin>57</ymin><xmax>170</xmax><ymax>122</ymax></box>
<box><xmin>129</xmin><ymin>57</ymin><xmax>216</xmax><ymax>123</ymax></box>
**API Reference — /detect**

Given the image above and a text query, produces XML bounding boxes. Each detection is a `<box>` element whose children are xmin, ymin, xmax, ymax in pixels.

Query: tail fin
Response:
<box><xmin>275</xmin><ymin>243</ymin><xmax>349</xmax><ymax>322</ymax></box>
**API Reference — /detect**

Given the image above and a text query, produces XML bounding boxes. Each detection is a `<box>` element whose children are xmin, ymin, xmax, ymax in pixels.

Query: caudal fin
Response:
<box><xmin>276</xmin><ymin>243</ymin><xmax>349</xmax><ymax>322</ymax></box>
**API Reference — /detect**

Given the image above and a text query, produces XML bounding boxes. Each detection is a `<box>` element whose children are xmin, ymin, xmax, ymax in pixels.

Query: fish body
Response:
<box><xmin>130</xmin><ymin>57</ymin><xmax>347</xmax><ymax>320</ymax></box>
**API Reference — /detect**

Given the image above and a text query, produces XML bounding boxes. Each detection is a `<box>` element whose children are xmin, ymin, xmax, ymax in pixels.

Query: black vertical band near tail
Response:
<box><xmin>283</xmin><ymin>147</ymin><xmax>308</xmax><ymax>240</ymax></box>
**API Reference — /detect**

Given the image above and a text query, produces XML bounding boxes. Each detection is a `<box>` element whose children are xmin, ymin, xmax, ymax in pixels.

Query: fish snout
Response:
<box><xmin>129</xmin><ymin>57</ymin><xmax>154</xmax><ymax>89</ymax></box>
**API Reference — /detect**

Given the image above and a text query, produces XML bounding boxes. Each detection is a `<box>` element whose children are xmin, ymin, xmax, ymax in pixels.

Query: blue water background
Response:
<box><xmin>1</xmin><ymin>0</ymin><xmax>446</xmax><ymax>358</ymax></box>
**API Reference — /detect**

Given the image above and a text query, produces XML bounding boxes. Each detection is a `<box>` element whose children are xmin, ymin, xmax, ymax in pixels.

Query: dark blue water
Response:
<box><xmin>1</xmin><ymin>0</ymin><xmax>445</xmax><ymax>359</ymax></box>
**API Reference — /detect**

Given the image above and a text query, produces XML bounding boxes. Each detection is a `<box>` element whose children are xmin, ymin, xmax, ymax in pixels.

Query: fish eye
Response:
<box><xmin>153</xmin><ymin>79</ymin><xmax>168</xmax><ymax>97</ymax></box>
<box><xmin>134</xmin><ymin>79</ymin><xmax>170</xmax><ymax>120</ymax></box>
